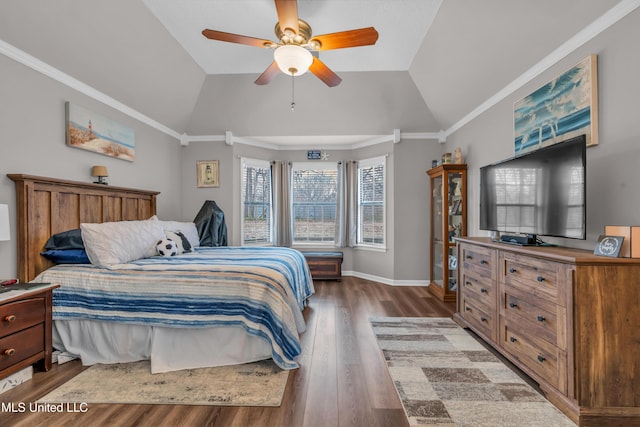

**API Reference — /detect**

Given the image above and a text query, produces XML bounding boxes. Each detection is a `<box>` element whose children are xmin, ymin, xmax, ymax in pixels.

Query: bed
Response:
<box><xmin>8</xmin><ymin>174</ymin><xmax>314</xmax><ymax>373</ymax></box>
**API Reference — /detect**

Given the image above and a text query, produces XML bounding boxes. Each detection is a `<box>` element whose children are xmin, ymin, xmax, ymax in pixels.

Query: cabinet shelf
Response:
<box><xmin>427</xmin><ymin>163</ymin><xmax>467</xmax><ymax>303</ymax></box>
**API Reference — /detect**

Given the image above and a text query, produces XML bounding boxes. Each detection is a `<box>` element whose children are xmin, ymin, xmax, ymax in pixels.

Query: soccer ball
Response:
<box><xmin>156</xmin><ymin>238</ymin><xmax>178</xmax><ymax>257</ymax></box>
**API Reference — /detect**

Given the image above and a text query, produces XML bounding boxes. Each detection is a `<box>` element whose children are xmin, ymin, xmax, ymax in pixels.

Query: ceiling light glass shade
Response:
<box><xmin>274</xmin><ymin>45</ymin><xmax>313</xmax><ymax>76</ymax></box>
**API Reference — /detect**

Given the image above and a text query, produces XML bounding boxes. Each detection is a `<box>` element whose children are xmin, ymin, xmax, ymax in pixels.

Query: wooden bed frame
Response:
<box><xmin>8</xmin><ymin>174</ymin><xmax>159</xmax><ymax>283</ymax></box>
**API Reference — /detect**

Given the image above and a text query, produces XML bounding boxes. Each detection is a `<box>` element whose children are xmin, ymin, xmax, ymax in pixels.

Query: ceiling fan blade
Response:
<box><xmin>274</xmin><ymin>0</ymin><xmax>299</xmax><ymax>35</ymax></box>
<box><xmin>255</xmin><ymin>61</ymin><xmax>281</xmax><ymax>85</ymax></box>
<box><xmin>202</xmin><ymin>29</ymin><xmax>273</xmax><ymax>48</ymax></box>
<box><xmin>309</xmin><ymin>57</ymin><xmax>342</xmax><ymax>87</ymax></box>
<box><xmin>310</xmin><ymin>27</ymin><xmax>379</xmax><ymax>51</ymax></box>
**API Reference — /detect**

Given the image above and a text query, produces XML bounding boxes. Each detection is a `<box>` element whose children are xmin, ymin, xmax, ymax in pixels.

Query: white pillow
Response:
<box><xmin>156</xmin><ymin>219</ymin><xmax>200</xmax><ymax>248</ymax></box>
<box><xmin>80</xmin><ymin>217</ymin><xmax>166</xmax><ymax>267</ymax></box>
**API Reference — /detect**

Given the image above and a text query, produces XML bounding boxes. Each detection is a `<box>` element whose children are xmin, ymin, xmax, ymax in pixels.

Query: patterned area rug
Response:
<box><xmin>370</xmin><ymin>317</ymin><xmax>576</xmax><ymax>427</ymax></box>
<box><xmin>39</xmin><ymin>359</ymin><xmax>289</xmax><ymax>406</ymax></box>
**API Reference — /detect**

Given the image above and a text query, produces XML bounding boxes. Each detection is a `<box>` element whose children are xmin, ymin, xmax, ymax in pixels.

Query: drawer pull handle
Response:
<box><xmin>465</xmin><ymin>255</ymin><xmax>472</xmax><ymax>260</ymax></box>
<box><xmin>480</xmin><ymin>317</ymin><xmax>488</xmax><ymax>323</ymax></box>
<box><xmin>536</xmin><ymin>276</ymin><xmax>545</xmax><ymax>282</ymax></box>
<box><xmin>509</xmin><ymin>336</ymin><xmax>517</xmax><ymax>343</ymax></box>
<box><xmin>4</xmin><ymin>315</ymin><xmax>16</xmax><ymax>322</ymax></box>
<box><xmin>465</xmin><ymin>281</ymin><xmax>472</xmax><ymax>286</ymax></box>
<box><xmin>509</xmin><ymin>302</ymin><xmax>518</xmax><ymax>308</ymax></box>
<box><xmin>509</xmin><ymin>267</ymin><xmax>517</xmax><ymax>273</ymax></box>
<box><xmin>480</xmin><ymin>288</ymin><xmax>488</xmax><ymax>293</ymax></box>
<box><xmin>465</xmin><ymin>307</ymin><xmax>471</xmax><ymax>311</ymax></box>
<box><xmin>537</xmin><ymin>315</ymin><xmax>546</xmax><ymax>322</ymax></box>
<box><xmin>3</xmin><ymin>348</ymin><xmax>16</xmax><ymax>356</ymax></box>
<box><xmin>537</xmin><ymin>355</ymin><xmax>546</xmax><ymax>363</ymax></box>
<box><xmin>480</xmin><ymin>260</ymin><xmax>488</xmax><ymax>265</ymax></box>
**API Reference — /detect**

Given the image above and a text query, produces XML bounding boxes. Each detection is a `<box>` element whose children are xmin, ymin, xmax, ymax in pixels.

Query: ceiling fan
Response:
<box><xmin>202</xmin><ymin>0</ymin><xmax>379</xmax><ymax>87</ymax></box>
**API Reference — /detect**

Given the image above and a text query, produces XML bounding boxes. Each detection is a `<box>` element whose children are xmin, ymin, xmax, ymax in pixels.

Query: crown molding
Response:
<box><xmin>3</xmin><ymin>0</ymin><xmax>637</xmax><ymax>148</ymax></box>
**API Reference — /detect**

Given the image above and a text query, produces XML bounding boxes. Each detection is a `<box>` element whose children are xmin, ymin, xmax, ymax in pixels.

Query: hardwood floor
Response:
<box><xmin>0</xmin><ymin>277</ymin><xmax>455</xmax><ymax>427</ymax></box>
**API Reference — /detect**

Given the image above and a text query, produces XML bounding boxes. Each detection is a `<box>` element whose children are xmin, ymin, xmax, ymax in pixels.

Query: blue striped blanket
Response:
<box><xmin>32</xmin><ymin>246</ymin><xmax>315</xmax><ymax>369</ymax></box>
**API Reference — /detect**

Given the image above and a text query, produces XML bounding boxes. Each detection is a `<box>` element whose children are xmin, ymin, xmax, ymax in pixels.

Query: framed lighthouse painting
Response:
<box><xmin>65</xmin><ymin>102</ymin><xmax>136</xmax><ymax>161</ymax></box>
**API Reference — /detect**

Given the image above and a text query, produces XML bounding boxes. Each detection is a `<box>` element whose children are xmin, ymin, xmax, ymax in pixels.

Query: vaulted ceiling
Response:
<box><xmin>0</xmin><ymin>0</ymin><xmax>622</xmax><ymax>145</ymax></box>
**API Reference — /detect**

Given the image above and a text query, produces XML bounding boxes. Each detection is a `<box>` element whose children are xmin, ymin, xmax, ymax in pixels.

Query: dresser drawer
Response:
<box><xmin>501</xmin><ymin>252</ymin><xmax>565</xmax><ymax>304</ymax></box>
<box><xmin>500</xmin><ymin>318</ymin><xmax>566</xmax><ymax>392</ymax></box>
<box><xmin>461</xmin><ymin>297</ymin><xmax>495</xmax><ymax>341</ymax></box>
<box><xmin>0</xmin><ymin>323</ymin><xmax>45</xmax><ymax>371</ymax></box>
<box><xmin>460</xmin><ymin>272</ymin><xmax>495</xmax><ymax>311</ymax></box>
<box><xmin>501</xmin><ymin>287</ymin><xmax>564</xmax><ymax>349</ymax></box>
<box><xmin>460</xmin><ymin>244</ymin><xmax>497</xmax><ymax>280</ymax></box>
<box><xmin>0</xmin><ymin>297</ymin><xmax>45</xmax><ymax>337</ymax></box>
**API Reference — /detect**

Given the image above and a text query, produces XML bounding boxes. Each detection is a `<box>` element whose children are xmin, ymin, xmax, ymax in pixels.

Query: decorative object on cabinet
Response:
<box><xmin>593</xmin><ymin>235</ymin><xmax>624</xmax><ymax>257</ymax></box>
<box><xmin>442</xmin><ymin>152</ymin><xmax>452</xmax><ymax>164</ymax></box>
<box><xmin>91</xmin><ymin>165</ymin><xmax>109</xmax><ymax>185</ymax></box>
<box><xmin>426</xmin><ymin>163</ymin><xmax>467</xmax><ymax>302</ymax></box>
<box><xmin>454</xmin><ymin>147</ymin><xmax>463</xmax><ymax>164</ymax></box>
<box><xmin>65</xmin><ymin>102</ymin><xmax>135</xmax><ymax>161</ymax></box>
<box><xmin>514</xmin><ymin>54</ymin><xmax>598</xmax><ymax>154</ymax></box>
<box><xmin>604</xmin><ymin>225</ymin><xmax>640</xmax><ymax>258</ymax></box>
<box><xmin>196</xmin><ymin>160</ymin><xmax>220</xmax><ymax>188</ymax></box>
<box><xmin>454</xmin><ymin>237</ymin><xmax>640</xmax><ymax>426</ymax></box>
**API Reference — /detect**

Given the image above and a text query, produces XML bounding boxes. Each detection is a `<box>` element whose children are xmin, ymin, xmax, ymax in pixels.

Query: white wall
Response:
<box><xmin>0</xmin><ymin>54</ymin><xmax>183</xmax><ymax>279</ymax></box>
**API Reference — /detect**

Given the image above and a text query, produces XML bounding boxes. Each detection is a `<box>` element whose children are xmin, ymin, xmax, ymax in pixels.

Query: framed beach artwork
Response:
<box><xmin>197</xmin><ymin>160</ymin><xmax>220</xmax><ymax>188</ymax></box>
<box><xmin>65</xmin><ymin>102</ymin><xmax>135</xmax><ymax>161</ymax></box>
<box><xmin>514</xmin><ymin>54</ymin><xmax>598</xmax><ymax>155</ymax></box>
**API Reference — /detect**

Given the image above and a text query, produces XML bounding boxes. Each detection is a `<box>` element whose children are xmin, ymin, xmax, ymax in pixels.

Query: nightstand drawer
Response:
<box><xmin>0</xmin><ymin>297</ymin><xmax>45</xmax><ymax>337</ymax></box>
<box><xmin>0</xmin><ymin>323</ymin><xmax>45</xmax><ymax>371</ymax></box>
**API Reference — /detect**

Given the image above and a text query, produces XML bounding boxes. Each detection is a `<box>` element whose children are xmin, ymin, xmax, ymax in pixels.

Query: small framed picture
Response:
<box><xmin>196</xmin><ymin>160</ymin><xmax>219</xmax><ymax>188</ymax></box>
<box><xmin>594</xmin><ymin>235</ymin><xmax>624</xmax><ymax>257</ymax></box>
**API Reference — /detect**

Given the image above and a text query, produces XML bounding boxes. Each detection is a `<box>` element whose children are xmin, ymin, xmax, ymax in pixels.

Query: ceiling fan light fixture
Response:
<box><xmin>274</xmin><ymin>45</ymin><xmax>313</xmax><ymax>76</ymax></box>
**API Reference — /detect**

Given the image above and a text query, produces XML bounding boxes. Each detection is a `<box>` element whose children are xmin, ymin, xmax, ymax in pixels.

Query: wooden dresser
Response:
<box><xmin>0</xmin><ymin>284</ymin><xmax>58</xmax><ymax>380</ymax></box>
<box><xmin>453</xmin><ymin>237</ymin><xmax>640</xmax><ymax>426</ymax></box>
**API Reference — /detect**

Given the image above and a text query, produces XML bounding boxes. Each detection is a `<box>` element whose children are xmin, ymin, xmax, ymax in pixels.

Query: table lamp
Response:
<box><xmin>91</xmin><ymin>165</ymin><xmax>109</xmax><ymax>185</ymax></box>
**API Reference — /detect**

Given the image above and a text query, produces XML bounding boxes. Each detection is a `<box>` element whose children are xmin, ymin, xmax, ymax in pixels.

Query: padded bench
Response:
<box><xmin>302</xmin><ymin>251</ymin><xmax>343</xmax><ymax>281</ymax></box>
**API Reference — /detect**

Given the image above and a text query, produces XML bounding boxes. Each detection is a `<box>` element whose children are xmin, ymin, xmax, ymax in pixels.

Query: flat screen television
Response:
<box><xmin>479</xmin><ymin>134</ymin><xmax>586</xmax><ymax>244</ymax></box>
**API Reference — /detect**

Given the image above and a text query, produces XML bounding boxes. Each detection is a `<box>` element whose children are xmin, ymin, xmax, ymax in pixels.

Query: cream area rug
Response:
<box><xmin>370</xmin><ymin>317</ymin><xmax>576</xmax><ymax>427</ymax></box>
<box><xmin>40</xmin><ymin>359</ymin><xmax>289</xmax><ymax>406</ymax></box>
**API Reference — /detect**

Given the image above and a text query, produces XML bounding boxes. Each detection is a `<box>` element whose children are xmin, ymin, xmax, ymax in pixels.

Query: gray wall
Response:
<box><xmin>0</xmin><ymin>54</ymin><xmax>183</xmax><ymax>279</ymax></box>
<box><xmin>445</xmin><ymin>9</ymin><xmax>640</xmax><ymax>252</ymax></box>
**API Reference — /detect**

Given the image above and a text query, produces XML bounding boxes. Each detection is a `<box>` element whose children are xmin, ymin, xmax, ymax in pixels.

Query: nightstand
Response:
<box><xmin>0</xmin><ymin>283</ymin><xmax>59</xmax><ymax>380</ymax></box>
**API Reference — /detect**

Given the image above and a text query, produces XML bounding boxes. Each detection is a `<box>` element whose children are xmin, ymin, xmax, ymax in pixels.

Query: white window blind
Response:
<box><xmin>241</xmin><ymin>158</ymin><xmax>272</xmax><ymax>244</ymax></box>
<box><xmin>291</xmin><ymin>162</ymin><xmax>338</xmax><ymax>244</ymax></box>
<box><xmin>357</xmin><ymin>156</ymin><xmax>385</xmax><ymax>247</ymax></box>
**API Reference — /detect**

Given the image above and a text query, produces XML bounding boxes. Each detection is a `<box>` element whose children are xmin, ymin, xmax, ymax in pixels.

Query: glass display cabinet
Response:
<box><xmin>427</xmin><ymin>163</ymin><xmax>467</xmax><ymax>302</ymax></box>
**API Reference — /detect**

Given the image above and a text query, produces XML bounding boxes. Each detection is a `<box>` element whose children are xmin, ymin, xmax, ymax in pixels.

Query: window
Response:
<box><xmin>241</xmin><ymin>158</ymin><xmax>272</xmax><ymax>244</ymax></box>
<box><xmin>357</xmin><ymin>156</ymin><xmax>385</xmax><ymax>247</ymax></box>
<box><xmin>291</xmin><ymin>162</ymin><xmax>338</xmax><ymax>244</ymax></box>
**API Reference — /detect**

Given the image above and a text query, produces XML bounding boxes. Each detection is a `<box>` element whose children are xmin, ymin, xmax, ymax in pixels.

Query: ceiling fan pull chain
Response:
<box><xmin>290</xmin><ymin>72</ymin><xmax>295</xmax><ymax>111</ymax></box>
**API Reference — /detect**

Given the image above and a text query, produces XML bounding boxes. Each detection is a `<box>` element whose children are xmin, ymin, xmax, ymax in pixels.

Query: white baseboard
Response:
<box><xmin>342</xmin><ymin>270</ymin><xmax>429</xmax><ymax>287</ymax></box>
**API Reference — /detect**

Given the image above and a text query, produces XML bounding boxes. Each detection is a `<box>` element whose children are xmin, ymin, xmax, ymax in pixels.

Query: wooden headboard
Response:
<box><xmin>8</xmin><ymin>174</ymin><xmax>160</xmax><ymax>283</ymax></box>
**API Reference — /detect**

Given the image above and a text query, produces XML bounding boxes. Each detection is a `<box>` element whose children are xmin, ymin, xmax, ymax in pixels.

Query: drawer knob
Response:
<box><xmin>537</xmin><ymin>315</ymin><xmax>546</xmax><ymax>322</ymax></box>
<box><xmin>480</xmin><ymin>317</ymin><xmax>488</xmax><ymax>323</ymax></box>
<box><xmin>465</xmin><ymin>307</ymin><xmax>471</xmax><ymax>311</ymax></box>
<box><xmin>465</xmin><ymin>255</ymin><xmax>472</xmax><ymax>260</ymax></box>
<box><xmin>509</xmin><ymin>267</ymin><xmax>517</xmax><ymax>273</ymax></box>
<box><xmin>536</xmin><ymin>276</ymin><xmax>545</xmax><ymax>282</ymax></box>
<box><xmin>509</xmin><ymin>336</ymin><xmax>517</xmax><ymax>343</ymax></box>
<box><xmin>480</xmin><ymin>259</ymin><xmax>488</xmax><ymax>265</ymax></box>
<box><xmin>465</xmin><ymin>281</ymin><xmax>472</xmax><ymax>286</ymax></box>
<box><xmin>480</xmin><ymin>288</ymin><xmax>488</xmax><ymax>293</ymax></box>
<box><xmin>4</xmin><ymin>314</ymin><xmax>16</xmax><ymax>322</ymax></box>
<box><xmin>3</xmin><ymin>348</ymin><xmax>16</xmax><ymax>356</ymax></box>
<box><xmin>537</xmin><ymin>355</ymin><xmax>546</xmax><ymax>363</ymax></box>
<box><xmin>509</xmin><ymin>302</ymin><xmax>518</xmax><ymax>308</ymax></box>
